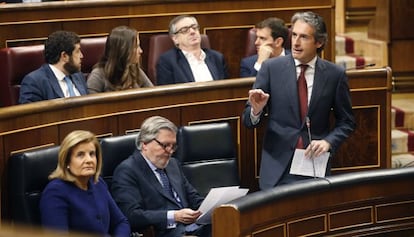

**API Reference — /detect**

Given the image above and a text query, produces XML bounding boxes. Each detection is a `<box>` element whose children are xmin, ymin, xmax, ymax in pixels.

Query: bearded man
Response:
<box><xmin>19</xmin><ymin>30</ymin><xmax>88</xmax><ymax>104</ymax></box>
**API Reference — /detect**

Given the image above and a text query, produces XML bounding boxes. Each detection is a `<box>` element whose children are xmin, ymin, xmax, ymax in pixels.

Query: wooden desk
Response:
<box><xmin>212</xmin><ymin>167</ymin><xmax>414</xmax><ymax>236</ymax></box>
<box><xmin>0</xmin><ymin>68</ymin><xmax>392</xmax><ymax>220</ymax></box>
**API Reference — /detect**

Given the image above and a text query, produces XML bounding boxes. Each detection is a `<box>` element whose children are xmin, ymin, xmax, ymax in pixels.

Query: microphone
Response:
<box><xmin>306</xmin><ymin>116</ymin><xmax>316</xmax><ymax>178</ymax></box>
<box><xmin>346</xmin><ymin>63</ymin><xmax>376</xmax><ymax>70</ymax></box>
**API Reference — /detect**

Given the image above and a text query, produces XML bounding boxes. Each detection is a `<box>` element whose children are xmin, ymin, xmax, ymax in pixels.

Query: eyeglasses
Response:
<box><xmin>174</xmin><ymin>24</ymin><xmax>200</xmax><ymax>35</ymax></box>
<box><xmin>153</xmin><ymin>138</ymin><xmax>178</xmax><ymax>152</ymax></box>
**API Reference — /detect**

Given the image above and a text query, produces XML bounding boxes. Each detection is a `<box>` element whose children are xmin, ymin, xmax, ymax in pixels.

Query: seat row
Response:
<box><xmin>7</xmin><ymin>122</ymin><xmax>240</xmax><ymax>228</ymax></box>
<box><xmin>0</xmin><ymin>34</ymin><xmax>211</xmax><ymax>107</ymax></box>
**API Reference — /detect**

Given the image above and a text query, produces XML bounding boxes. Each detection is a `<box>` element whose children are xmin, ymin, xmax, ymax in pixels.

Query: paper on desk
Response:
<box><xmin>289</xmin><ymin>149</ymin><xmax>330</xmax><ymax>178</ymax></box>
<box><xmin>196</xmin><ymin>186</ymin><xmax>249</xmax><ymax>224</ymax></box>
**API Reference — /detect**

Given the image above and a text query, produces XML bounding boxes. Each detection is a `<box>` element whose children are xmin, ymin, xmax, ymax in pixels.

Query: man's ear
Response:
<box><xmin>315</xmin><ymin>41</ymin><xmax>323</xmax><ymax>50</ymax></box>
<box><xmin>274</xmin><ymin>37</ymin><xmax>284</xmax><ymax>48</ymax></box>
<box><xmin>171</xmin><ymin>35</ymin><xmax>179</xmax><ymax>47</ymax></box>
<box><xmin>60</xmin><ymin>51</ymin><xmax>69</xmax><ymax>62</ymax></box>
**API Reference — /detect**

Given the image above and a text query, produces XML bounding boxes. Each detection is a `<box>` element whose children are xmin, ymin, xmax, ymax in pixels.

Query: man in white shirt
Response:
<box><xmin>156</xmin><ymin>15</ymin><xmax>229</xmax><ymax>85</ymax></box>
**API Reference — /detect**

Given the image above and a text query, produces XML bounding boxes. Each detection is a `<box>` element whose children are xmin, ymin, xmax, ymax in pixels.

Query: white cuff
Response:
<box><xmin>254</xmin><ymin>62</ymin><xmax>262</xmax><ymax>72</ymax></box>
<box><xmin>250</xmin><ymin>108</ymin><xmax>261</xmax><ymax>125</ymax></box>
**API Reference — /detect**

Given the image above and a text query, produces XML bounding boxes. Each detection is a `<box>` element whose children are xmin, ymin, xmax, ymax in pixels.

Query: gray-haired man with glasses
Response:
<box><xmin>112</xmin><ymin>116</ymin><xmax>211</xmax><ymax>237</ymax></box>
<box><xmin>156</xmin><ymin>15</ymin><xmax>229</xmax><ymax>85</ymax></box>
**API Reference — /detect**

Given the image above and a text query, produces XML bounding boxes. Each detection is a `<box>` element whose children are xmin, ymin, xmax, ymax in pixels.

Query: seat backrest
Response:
<box><xmin>175</xmin><ymin>122</ymin><xmax>239</xmax><ymax>197</ymax></box>
<box><xmin>244</xmin><ymin>27</ymin><xmax>292</xmax><ymax>58</ymax></box>
<box><xmin>80</xmin><ymin>37</ymin><xmax>107</xmax><ymax>79</ymax></box>
<box><xmin>8</xmin><ymin>146</ymin><xmax>60</xmax><ymax>226</ymax></box>
<box><xmin>99</xmin><ymin>133</ymin><xmax>138</xmax><ymax>189</ymax></box>
<box><xmin>147</xmin><ymin>34</ymin><xmax>210</xmax><ymax>85</ymax></box>
<box><xmin>244</xmin><ymin>28</ymin><xmax>257</xmax><ymax>58</ymax></box>
<box><xmin>0</xmin><ymin>45</ymin><xmax>45</xmax><ymax>107</ymax></box>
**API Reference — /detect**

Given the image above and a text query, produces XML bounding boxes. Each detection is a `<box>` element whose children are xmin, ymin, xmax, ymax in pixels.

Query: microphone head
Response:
<box><xmin>305</xmin><ymin>116</ymin><xmax>310</xmax><ymax>127</ymax></box>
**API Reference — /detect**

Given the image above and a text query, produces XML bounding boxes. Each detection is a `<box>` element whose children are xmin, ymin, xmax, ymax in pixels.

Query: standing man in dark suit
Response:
<box><xmin>111</xmin><ymin>116</ymin><xmax>210</xmax><ymax>237</ymax></box>
<box><xmin>240</xmin><ymin>17</ymin><xmax>290</xmax><ymax>78</ymax></box>
<box><xmin>156</xmin><ymin>15</ymin><xmax>228</xmax><ymax>85</ymax></box>
<box><xmin>242</xmin><ymin>11</ymin><xmax>356</xmax><ymax>190</ymax></box>
<box><xmin>19</xmin><ymin>31</ymin><xmax>88</xmax><ymax>104</ymax></box>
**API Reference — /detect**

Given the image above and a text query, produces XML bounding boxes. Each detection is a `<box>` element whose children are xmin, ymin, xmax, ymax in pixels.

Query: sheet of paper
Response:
<box><xmin>289</xmin><ymin>149</ymin><xmax>330</xmax><ymax>178</ymax></box>
<box><xmin>196</xmin><ymin>186</ymin><xmax>249</xmax><ymax>224</ymax></box>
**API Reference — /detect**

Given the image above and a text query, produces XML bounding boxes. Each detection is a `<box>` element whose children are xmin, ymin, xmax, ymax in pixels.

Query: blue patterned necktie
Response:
<box><xmin>156</xmin><ymin>168</ymin><xmax>182</xmax><ymax>207</ymax></box>
<box><xmin>156</xmin><ymin>169</ymin><xmax>174</xmax><ymax>197</ymax></box>
<box><xmin>63</xmin><ymin>76</ymin><xmax>76</xmax><ymax>97</ymax></box>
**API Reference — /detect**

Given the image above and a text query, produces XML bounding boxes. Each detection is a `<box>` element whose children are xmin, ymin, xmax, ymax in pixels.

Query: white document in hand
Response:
<box><xmin>289</xmin><ymin>149</ymin><xmax>330</xmax><ymax>177</ymax></box>
<box><xmin>196</xmin><ymin>186</ymin><xmax>249</xmax><ymax>224</ymax></box>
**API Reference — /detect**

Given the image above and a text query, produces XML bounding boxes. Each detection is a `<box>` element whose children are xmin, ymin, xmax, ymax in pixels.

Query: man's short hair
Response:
<box><xmin>44</xmin><ymin>31</ymin><xmax>81</xmax><ymax>64</ymax></box>
<box><xmin>168</xmin><ymin>15</ymin><xmax>198</xmax><ymax>35</ymax></box>
<box><xmin>256</xmin><ymin>17</ymin><xmax>289</xmax><ymax>48</ymax></box>
<box><xmin>136</xmin><ymin>116</ymin><xmax>177</xmax><ymax>150</ymax></box>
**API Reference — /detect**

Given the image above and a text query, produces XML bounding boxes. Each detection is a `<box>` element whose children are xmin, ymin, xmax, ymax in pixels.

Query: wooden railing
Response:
<box><xmin>212</xmin><ymin>167</ymin><xmax>414</xmax><ymax>236</ymax></box>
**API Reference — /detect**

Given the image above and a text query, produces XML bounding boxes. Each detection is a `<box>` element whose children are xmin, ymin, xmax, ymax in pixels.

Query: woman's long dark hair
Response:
<box><xmin>97</xmin><ymin>26</ymin><xmax>141</xmax><ymax>90</ymax></box>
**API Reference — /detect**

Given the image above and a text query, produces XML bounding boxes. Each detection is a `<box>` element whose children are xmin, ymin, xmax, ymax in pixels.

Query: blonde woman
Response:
<box><xmin>40</xmin><ymin>130</ymin><xmax>130</xmax><ymax>236</ymax></box>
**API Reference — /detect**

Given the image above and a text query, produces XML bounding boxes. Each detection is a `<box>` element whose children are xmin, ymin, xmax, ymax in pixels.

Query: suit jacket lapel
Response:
<box><xmin>136</xmin><ymin>153</ymin><xmax>178</xmax><ymax>204</ymax></box>
<box><xmin>205</xmin><ymin>52</ymin><xmax>218</xmax><ymax>79</ymax></box>
<box><xmin>72</xmin><ymin>75</ymin><xmax>87</xmax><ymax>95</ymax></box>
<box><xmin>44</xmin><ymin>65</ymin><xmax>65</xmax><ymax>98</ymax></box>
<box><xmin>284</xmin><ymin>58</ymin><xmax>301</xmax><ymax>122</ymax></box>
<box><xmin>308</xmin><ymin>58</ymin><xmax>328</xmax><ymax>116</ymax></box>
<box><xmin>177</xmin><ymin>50</ymin><xmax>195</xmax><ymax>82</ymax></box>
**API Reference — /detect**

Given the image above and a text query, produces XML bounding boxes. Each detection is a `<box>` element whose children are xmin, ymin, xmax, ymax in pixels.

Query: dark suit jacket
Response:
<box><xmin>242</xmin><ymin>55</ymin><xmax>356</xmax><ymax>190</ymax></box>
<box><xmin>240</xmin><ymin>54</ymin><xmax>259</xmax><ymax>78</ymax></box>
<box><xmin>240</xmin><ymin>50</ymin><xmax>291</xmax><ymax>78</ymax></box>
<box><xmin>111</xmin><ymin>150</ymin><xmax>204</xmax><ymax>237</ymax></box>
<box><xmin>19</xmin><ymin>64</ymin><xmax>88</xmax><ymax>104</ymax></box>
<box><xmin>40</xmin><ymin>178</ymin><xmax>130</xmax><ymax>236</ymax></box>
<box><xmin>156</xmin><ymin>48</ymin><xmax>229</xmax><ymax>85</ymax></box>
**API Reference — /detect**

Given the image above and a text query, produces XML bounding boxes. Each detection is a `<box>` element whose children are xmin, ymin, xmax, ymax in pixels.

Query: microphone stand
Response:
<box><xmin>306</xmin><ymin>116</ymin><xmax>316</xmax><ymax>178</ymax></box>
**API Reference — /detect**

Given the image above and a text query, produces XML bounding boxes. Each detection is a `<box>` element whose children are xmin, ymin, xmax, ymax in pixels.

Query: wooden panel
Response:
<box><xmin>3</xmin><ymin>126</ymin><xmax>58</xmax><ymax>161</ymax></box>
<box><xmin>389</xmin><ymin>0</ymin><xmax>414</xmax><ymax>40</ymax></box>
<box><xmin>390</xmin><ymin>41</ymin><xmax>414</xmax><ymax>72</ymax></box>
<box><xmin>59</xmin><ymin>116</ymin><xmax>119</xmax><ymax>139</ymax></box>
<box><xmin>377</xmin><ymin>200</ymin><xmax>414</xmax><ymax>222</ymax></box>
<box><xmin>334</xmin><ymin>106</ymin><xmax>380</xmax><ymax>170</ymax></box>
<box><xmin>329</xmin><ymin>207</ymin><xmax>374</xmax><ymax>230</ymax></box>
<box><xmin>346</xmin><ymin>0</ymin><xmax>378</xmax><ymax>8</ymax></box>
<box><xmin>287</xmin><ymin>215</ymin><xmax>326</xmax><ymax>236</ymax></box>
<box><xmin>367</xmin><ymin>0</ymin><xmax>390</xmax><ymax>42</ymax></box>
<box><xmin>252</xmin><ymin>224</ymin><xmax>285</xmax><ymax>237</ymax></box>
<box><xmin>345</xmin><ymin>0</ymin><xmax>377</xmax><ymax>28</ymax></box>
<box><xmin>118</xmin><ymin>109</ymin><xmax>180</xmax><ymax>135</ymax></box>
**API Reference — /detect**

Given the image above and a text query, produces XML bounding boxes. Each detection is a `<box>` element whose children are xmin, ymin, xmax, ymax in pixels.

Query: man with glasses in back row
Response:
<box><xmin>111</xmin><ymin>116</ymin><xmax>211</xmax><ymax>237</ymax></box>
<box><xmin>156</xmin><ymin>15</ymin><xmax>229</xmax><ymax>85</ymax></box>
